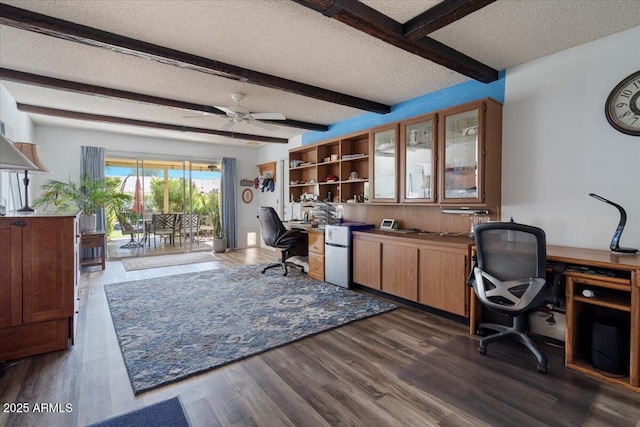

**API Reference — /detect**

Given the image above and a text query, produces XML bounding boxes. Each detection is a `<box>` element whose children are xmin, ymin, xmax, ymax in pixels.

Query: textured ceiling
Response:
<box><xmin>1</xmin><ymin>0</ymin><xmax>639</xmax><ymax>147</ymax></box>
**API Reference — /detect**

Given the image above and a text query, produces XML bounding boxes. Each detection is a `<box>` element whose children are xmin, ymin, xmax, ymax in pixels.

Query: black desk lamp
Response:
<box><xmin>10</xmin><ymin>142</ymin><xmax>50</xmax><ymax>212</ymax></box>
<box><xmin>589</xmin><ymin>193</ymin><xmax>638</xmax><ymax>254</ymax></box>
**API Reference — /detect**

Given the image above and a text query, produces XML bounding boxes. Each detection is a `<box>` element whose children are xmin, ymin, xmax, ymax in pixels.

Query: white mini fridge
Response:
<box><xmin>324</xmin><ymin>222</ymin><xmax>374</xmax><ymax>288</ymax></box>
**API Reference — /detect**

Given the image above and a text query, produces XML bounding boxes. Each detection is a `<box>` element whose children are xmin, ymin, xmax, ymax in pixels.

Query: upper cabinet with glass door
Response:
<box><xmin>401</xmin><ymin>114</ymin><xmax>436</xmax><ymax>203</ymax></box>
<box><xmin>370</xmin><ymin>124</ymin><xmax>399</xmax><ymax>202</ymax></box>
<box><xmin>438</xmin><ymin>98</ymin><xmax>502</xmax><ymax>207</ymax></box>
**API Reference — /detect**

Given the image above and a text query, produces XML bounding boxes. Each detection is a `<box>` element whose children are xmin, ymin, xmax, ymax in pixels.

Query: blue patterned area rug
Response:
<box><xmin>105</xmin><ymin>264</ymin><xmax>396</xmax><ymax>394</ymax></box>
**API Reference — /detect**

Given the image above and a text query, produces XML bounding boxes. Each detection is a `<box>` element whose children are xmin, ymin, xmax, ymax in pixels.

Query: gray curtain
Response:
<box><xmin>221</xmin><ymin>157</ymin><xmax>237</xmax><ymax>249</ymax></box>
<box><xmin>81</xmin><ymin>146</ymin><xmax>106</xmax><ymax>257</ymax></box>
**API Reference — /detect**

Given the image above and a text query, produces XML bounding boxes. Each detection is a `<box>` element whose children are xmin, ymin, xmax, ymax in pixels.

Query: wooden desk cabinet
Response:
<box><xmin>353</xmin><ymin>230</ymin><xmax>471</xmax><ymax>317</ymax></box>
<box><xmin>469</xmin><ymin>245</ymin><xmax>640</xmax><ymax>392</ymax></box>
<box><xmin>81</xmin><ymin>230</ymin><xmax>106</xmax><ymax>270</ymax></box>
<box><xmin>0</xmin><ymin>214</ymin><xmax>80</xmax><ymax>361</ymax></box>
<box><xmin>308</xmin><ymin>229</ymin><xmax>325</xmax><ymax>281</ymax></box>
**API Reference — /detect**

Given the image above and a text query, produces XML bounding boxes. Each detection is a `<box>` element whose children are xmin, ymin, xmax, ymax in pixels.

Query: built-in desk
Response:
<box><xmin>352</xmin><ymin>230</ymin><xmax>473</xmax><ymax>317</ymax></box>
<box><xmin>470</xmin><ymin>245</ymin><xmax>640</xmax><ymax>392</ymax></box>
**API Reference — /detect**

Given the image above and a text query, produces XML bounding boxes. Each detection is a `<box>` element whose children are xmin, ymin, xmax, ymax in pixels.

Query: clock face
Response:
<box><xmin>605</xmin><ymin>70</ymin><xmax>640</xmax><ymax>136</ymax></box>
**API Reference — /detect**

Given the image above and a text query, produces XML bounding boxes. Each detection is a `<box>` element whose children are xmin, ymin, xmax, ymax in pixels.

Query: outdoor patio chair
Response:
<box><xmin>199</xmin><ymin>215</ymin><xmax>214</xmax><ymax>239</ymax></box>
<box><xmin>116</xmin><ymin>213</ymin><xmax>144</xmax><ymax>248</ymax></box>
<box><xmin>176</xmin><ymin>213</ymin><xmax>200</xmax><ymax>245</ymax></box>
<box><xmin>150</xmin><ymin>213</ymin><xmax>177</xmax><ymax>248</ymax></box>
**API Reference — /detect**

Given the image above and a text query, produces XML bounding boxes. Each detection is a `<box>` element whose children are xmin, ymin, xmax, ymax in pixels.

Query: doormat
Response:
<box><xmin>88</xmin><ymin>396</ymin><xmax>190</xmax><ymax>427</ymax></box>
<box><xmin>121</xmin><ymin>252</ymin><xmax>219</xmax><ymax>271</ymax></box>
<box><xmin>397</xmin><ymin>335</ymin><xmax>599</xmax><ymax>427</ymax></box>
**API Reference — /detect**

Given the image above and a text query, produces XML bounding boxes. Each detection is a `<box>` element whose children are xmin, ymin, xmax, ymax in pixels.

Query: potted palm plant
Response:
<box><xmin>199</xmin><ymin>191</ymin><xmax>226</xmax><ymax>253</ymax></box>
<box><xmin>34</xmin><ymin>174</ymin><xmax>132</xmax><ymax>232</ymax></box>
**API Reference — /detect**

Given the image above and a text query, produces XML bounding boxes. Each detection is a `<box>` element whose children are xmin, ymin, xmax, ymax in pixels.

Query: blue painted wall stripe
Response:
<box><xmin>302</xmin><ymin>70</ymin><xmax>506</xmax><ymax>145</ymax></box>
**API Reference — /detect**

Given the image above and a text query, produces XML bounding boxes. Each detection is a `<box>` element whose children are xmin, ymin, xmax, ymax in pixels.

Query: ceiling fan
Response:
<box><xmin>197</xmin><ymin>93</ymin><xmax>285</xmax><ymax>131</ymax></box>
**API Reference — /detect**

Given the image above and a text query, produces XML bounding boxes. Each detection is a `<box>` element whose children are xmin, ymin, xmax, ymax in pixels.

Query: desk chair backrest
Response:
<box><xmin>473</xmin><ymin>222</ymin><xmax>548</xmax><ymax>315</ymax></box>
<box><xmin>256</xmin><ymin>206</ymin><xmax>306</xmax><ymax>276</ymax></box>
<box><xmin>257</xmin><ymin>206</ymin><xmax>288</xmax><ymax>248</ymax></box>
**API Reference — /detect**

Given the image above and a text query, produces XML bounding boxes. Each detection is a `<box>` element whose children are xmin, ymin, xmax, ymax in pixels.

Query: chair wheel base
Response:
<box><xmin>537</xmin><ymin>363</ymin><xmax>547</xmax><ymax>374</ymax></box>
<box><xmin>478</xmin><ymin>346</ymin><xmax>487</xmax><ymax>355</ymax></box>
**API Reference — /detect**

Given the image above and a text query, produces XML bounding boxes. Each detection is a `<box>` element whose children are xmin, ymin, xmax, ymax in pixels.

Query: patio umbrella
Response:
<box><xmin>133</xmin><ymin>177</ymin><xmax>143</xmax><ymax>214</ymax></box>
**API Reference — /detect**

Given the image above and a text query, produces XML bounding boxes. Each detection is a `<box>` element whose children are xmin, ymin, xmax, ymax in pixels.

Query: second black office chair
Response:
<box><xmin>470</xmin><ymin>222</ymin><xmax>565</xmax><ymax>373</ymax></box>
<box><xmin>257</xmin><ymin>206</ymin><xmax>306</xmax><ymax>276</ymax></box>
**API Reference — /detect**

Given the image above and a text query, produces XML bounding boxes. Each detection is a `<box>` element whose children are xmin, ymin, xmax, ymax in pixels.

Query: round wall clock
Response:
<box><xmin>242</xmin><ymin>188</ymin><xmax>253</xmax><ymax>204</ymax></box>
<box><xmin>605</xmin><ymin>70</ymin><xmax>640</xmax><ymax>136</ymax></box>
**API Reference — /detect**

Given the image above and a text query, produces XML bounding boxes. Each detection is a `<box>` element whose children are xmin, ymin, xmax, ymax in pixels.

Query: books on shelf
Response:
<box><xmin>342</xmin><ymin>153</ymin><xmax>366</xmax><ymax>160</ymax></box>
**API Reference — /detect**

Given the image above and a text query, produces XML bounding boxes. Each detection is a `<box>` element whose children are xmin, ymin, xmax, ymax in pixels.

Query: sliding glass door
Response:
<box><xmin>105</xmin><ymin>156</ymin><xmax>220</xmax><ymax>258</ymax></box>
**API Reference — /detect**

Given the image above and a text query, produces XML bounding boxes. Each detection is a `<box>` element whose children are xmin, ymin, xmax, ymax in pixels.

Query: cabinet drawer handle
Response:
<box><xmin>11</xmin><ymin>220</ymin><xmax>27</xmax><ymax>227</ymax></box>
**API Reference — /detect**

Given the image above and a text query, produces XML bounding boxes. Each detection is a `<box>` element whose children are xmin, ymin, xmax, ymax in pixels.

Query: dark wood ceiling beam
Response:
<box><xmin>0</xmin><ymin>3</ymin><xmax>391</xmax><ymax>114</ymax></box>
<box><xmin>403</xmin><ymin>0</ymin><xmax>497</xmax><ymax>41</ymax></box>
<box><xmin>292</xmin><ymin>0</ymin><xmax>498</xmax><ymax>83</ymax></box>
<box><xmin>0</xmin><ymin>68</ymin><xmax>329</xmax><ymax>131</ymax></box>
<box><xmin>17</xmin><ymin>104</ymin><xmax>289</xmax><ymax>144</ymax></box>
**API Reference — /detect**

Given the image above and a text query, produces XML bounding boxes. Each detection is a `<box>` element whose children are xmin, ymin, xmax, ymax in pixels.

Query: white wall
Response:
<box><xmin>258</xmin><ymin>134</ymin><xmax>301</xmax><ymax>218</ymax></box>
<box><xmin>32</xmin><ymin>125</ymin><xmax>261</xmax><ymax>248</ymax></box>
<box><xmin>502</xmin><ymin>25</ymin><xmax>640</xmax><ymax>250</ymax></box>
<box><xmin>0</xmin><ymin>85</ymin><xmax>35</xmax><ymax>213</ymax></box>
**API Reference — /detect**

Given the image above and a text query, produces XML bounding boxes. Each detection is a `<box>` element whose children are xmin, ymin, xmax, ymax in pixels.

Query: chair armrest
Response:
<box><xmin>275</xmin><ymin>229</ymin><xmax>305</xmax><ymax>247</ymax></box>
<box><xmin>473</xmin><ymin>267</ymin><xmax>546</xmax><ymax>312</ymax></box>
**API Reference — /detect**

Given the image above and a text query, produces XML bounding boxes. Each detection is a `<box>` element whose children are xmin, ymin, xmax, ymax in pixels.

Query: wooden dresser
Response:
<box><xmin>0</xmin><ymin>213</ymin><xmax>80</xmax><ymax>361</ymax></box>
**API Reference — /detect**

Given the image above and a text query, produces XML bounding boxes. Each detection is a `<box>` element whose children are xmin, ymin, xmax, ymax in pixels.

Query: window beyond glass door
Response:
<box><xmin>372</xmin><ymin>126</ymin><xmax>398</xmax><ymax>202</ymax></box>
<box><xmin>443</xmin><ymin>109</ymin><xmax>479</xmax><ymax>200</ymax></box>
<box><xmin>403</xmin><ymin>117</ymin><xmax>435</xmax><ymax>202</ymax></box>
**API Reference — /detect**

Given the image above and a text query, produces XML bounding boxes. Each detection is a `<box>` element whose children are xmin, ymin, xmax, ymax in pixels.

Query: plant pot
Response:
<box><xmin>212</xmin><ymin>237</ymin><xmax>227</xmax><ymax>253</ymax></box>
<box><xmin>80</xmin><ymin>213</ymin><xmax>97</xmax><ymax>232</ymax></box>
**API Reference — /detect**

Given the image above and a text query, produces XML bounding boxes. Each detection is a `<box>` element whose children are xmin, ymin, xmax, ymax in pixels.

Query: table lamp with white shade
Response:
<box><xmin>0</xmin><ymin>134</ymin><xmax>37</xmax><ymax>170</ymax></box>
<box><xmin>0</xmin><ymin>136</ymin><xmax>50</xmax><ymax>212</ymax></box>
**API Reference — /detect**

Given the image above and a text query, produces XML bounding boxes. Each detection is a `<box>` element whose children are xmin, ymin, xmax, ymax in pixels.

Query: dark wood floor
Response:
<box><xmin>2</xmin><ymin>247</ymin><xmax>640</xmax><ymax>426</ymax></box>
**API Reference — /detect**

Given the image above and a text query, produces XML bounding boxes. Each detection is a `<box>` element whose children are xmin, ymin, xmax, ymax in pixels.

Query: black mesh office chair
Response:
<box><xmin>257</xmin><ymin>206</ymin><xmax>306</xmax><ymax>276</ymax></box>
<box><xmin>470</xmin><ymin>222</ymin><xmax>565</xmax><ymax>373</ymax></box>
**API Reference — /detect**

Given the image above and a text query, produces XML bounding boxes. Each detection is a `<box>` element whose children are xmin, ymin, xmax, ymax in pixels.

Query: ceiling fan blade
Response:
<box><xmin>250</xmin><ymin>112</ymin><xmax>286</xmax><ymax>120</ymax></box>
<box><xmin>220</xmin><ymin>121</ymin><xmax>235</xmax><ymax>131</ymax></box>
<box><xmin>250</xmin><ymin>120</ymin><xmax>279</xmax><ymax>131</ymax></box>
<box><xmin>182</xmin><ymin>111</ymin><xmax>216</xmax><ymax>118</ymax></box>
<box><xmin>214</xmin><ymin>106</ymin><xmax>238</xmax><ymax>116</ymax></box>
